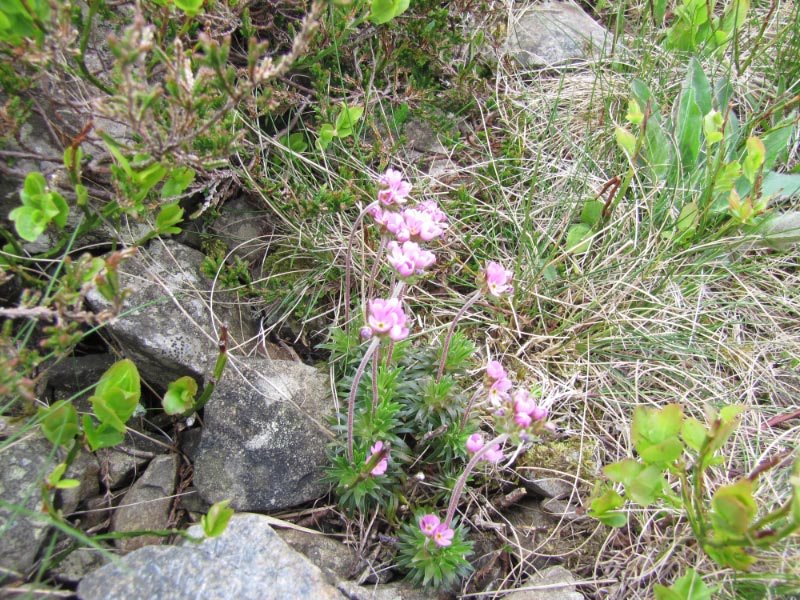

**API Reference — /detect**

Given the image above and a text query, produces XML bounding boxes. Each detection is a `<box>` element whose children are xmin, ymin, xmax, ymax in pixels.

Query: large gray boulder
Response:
<box><xmin>85</xmin><ymin>240</ymin><xmax>261</xmax><ymax>385</ymax></box>
<box><xmin>504</xmin><ymin>1</ymin><xmax>611</xmax><ymax>67</ymax></box>
<box><xmin>193</xmin><ymin>357</ymin><xmax>332</xmax><ymax>511</ymax></box>
<box><xmin>0</xmin><ymin>432</ymin><xmax>53</xmax><ymax>579</ymax></box>
<box><xmin>77</xmin><ymin>513</ymin><xmax>344</xmax><ymax>600</ymax></box>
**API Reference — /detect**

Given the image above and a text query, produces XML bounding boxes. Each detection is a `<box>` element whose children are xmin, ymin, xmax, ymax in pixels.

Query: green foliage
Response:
<box><xmin>0</xmin><ymin>0</ymin><xmax>49</xmax><ymax>45</ymax></box>
<box><xmin>162</xmin><ymin>375</ymin><xmax>199</xmax><ymax>416</ymax></box>
<box><xmin>9</xmin><ymin>172</ymin><xmax>69</xmax><ymax>242</ymax></box>
<box><xmin>38</xmin><ymin>400</ymin><xmax>80</xmax><ymax>447</ymax></box>
<box><xmin>84</xmin><ymin>359</ymin><xmax>141</xmax><ymax>449</ymax></box>
<box><xmin>370</xmin><ymin>0</ymin><xmax>410</xmax><ymax>25</ymax></box>
<box><xmin>654</xmin><ymin>569</ymin><xmax>712</xmax><ymax>600</ymax></box>
<box><xmin>317</xmin><ymin>104</ymin><xmax>364</xmax><ymax>149</ymax></box>
<box><xmin>395</xmin><ymin>517</ymin><xmax>473</xmax><ymax>588</ymax></box>
<box><xmin>665</xmin><ymin>0</ymin><xmax>749</xmax><ymax>55</ymax></box>
<box><xmin>201</xmin><ymin>500</ymin><xmax>234</xmax><ymax>538</ymax></box>
<box><xmin>46</xmin><ymin>463</ymin><xmax>81</xmax><ymax>491</ymax></box>
<box><xmin>590</xmin><ymin>403</ymin><xmax>800</xmax><ymax>571</ymax></box>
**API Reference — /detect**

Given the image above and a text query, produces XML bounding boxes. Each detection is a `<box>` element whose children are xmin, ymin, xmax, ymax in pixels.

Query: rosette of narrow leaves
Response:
<box><xmin>326</xmin><ymin>444</ymin><xmax>395</xmax><ymax>514</ymax></box>
<box><xmin>395</xmin><ymin>517</ymin><xmax>473</xmax><ymax>589</ymax></box>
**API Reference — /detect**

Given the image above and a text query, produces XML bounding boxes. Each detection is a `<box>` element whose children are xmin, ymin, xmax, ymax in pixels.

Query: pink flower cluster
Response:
<box><xmin>418</xmin><ymin>514</ymin><xmax>454</xmax><ymax>547</ymax></box>
<box><xmin>366</xmin><ymin>441</ymin><xmax>388</xmax><ymax>476</ymax></box>
<box><xmin>387</xmin><ymin>241</ymin><xmax>435</xmax><ymax>277</ymax></box>
<box><xmin>378</xmin><ymin>168</ymin><xmax>412</xmax><ymax>207</ymax></box>
<box><xmin>511</xmin><ymin>389</ymin><xmax>548</xmax><ymax>429</ymax></box>
<box><xmin>482</xmin><ymin>360</ymin><xmax>551</xmax><ymax>436</ymax></box>
<box><xmin>483</xmin><ymin>261</ymin><xmax>513</xmax><ymax>297</ymax></box>
<box><xmin>486</xmin><ymin>360</ymin><xmax>512</xmax><ymax>406</ymax></box>
<box><xmin>363</xmin><ymin>298</ymin><xmax>409</xmax><ymax>341</ymax></box>
<box><xmin>465</xmin><ymin>433</ymin><xmax>505</xmax><ymax>463</ymax></box>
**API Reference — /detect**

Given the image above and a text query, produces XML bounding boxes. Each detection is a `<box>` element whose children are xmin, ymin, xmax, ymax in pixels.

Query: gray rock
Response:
<box><xmin>98</xmin><ymin>445</ymin><xmax>155</xmax><ymax>490</ymax></box>
<box><xmin>50</xmin><ymin>548</ymin><xmax>109</xmax><ymax>584</ymax></box>
<box><xmin>0</xmin><ymin>433</ymin><xmax>53</xmax><ymax>578</ymax></box>
<box><xmin>209</xmin><ymin>196</ymin><xmax>272</xmax><ymax>261</ymax></box>
<box><xmin>85</xmin><ymin>240</ymin><xmax>261</xmax><ymax>386</ymax></box>
<box><xmin>43</xmin><ymin>354</ymin><xmax>117</xmax><ymax>411</ymax></box>
<box><xmin>179</xmin><ymin>427</ymin><xmax>203</xmax><ymax>463</ymax></box>
<box><xmin>503</xmin><ymin>566</ymin><xmax>584</xmax><ymax>600</ymax></box>
<box><xmin>77</xmin><ymin>513</ymin><xmax>344</xmax><ymax>600</ymax></box>
<box><xmin>194</xmin><ymin>357</ymin><xmax>332</xmax><ymax>511</ymax></box>
<box><xmin>504</xmin><ymin>1</ymin><xmax>611</xmax><ymax>67</ymax></box>
<box><xmin>177</xmin><ymin>486</ymin><xmax>211</xmax><ymax>516</ymax></box>
<box><xmin>277</xmin><ymin>528</ymin><xmax>358</xmax><ymax>580</ymax></box>
<box><xmin>541</xmin><ymin>498</ymin><xmax>587</xmax><ymax>523</ymax></box>
<box><xmin>111</xmin><ymin>453</ymin><xmax>178</xmax><ymax>553</ymax></box>
<box><xmin>339</xmin><ymin>580</ymin><xmax>443</xmax><ymax>600</ymax></box>
<box><xmin>519</xmin><ymin>476</ymin><xmax>574</xmax><ymax>500</ymax></box>
<box><xmin>505</xmin><ymin>499</ymin><xmax>566</xmax><ymax>570</ymax></box>
<box><xmin>58</xmin><ymin>450</ymin><xmax>99</xmax><ymax>515</ymax></box>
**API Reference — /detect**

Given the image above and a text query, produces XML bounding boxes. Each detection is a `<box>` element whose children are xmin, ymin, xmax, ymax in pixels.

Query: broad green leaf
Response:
<box><xmin>281</xmin><ymin>132</ymin><xmax>308</xmax><ymax>153</ymax></box>
<box><xmin>712</xmin><ymin>162</ymin><xmax>742</xmax><ymax>197</ymax></box>
<box><xmin>686</xmin><ymin>58</ymin><xmax>712</xmax><ymax>115</ymax></box>
<box><xmin>202</xmin><ymin>499</ymin><xmax>234</xmax><ymax>537</ymax></box>
<box><xmin>134</xmin><ymin>162</ymin><xmax>168</xmax><ymax>198</ymax></box>
<box><xmin>711</xmin><ymin>479</ymin><xmax>757</xmax><ymax>536</ymax></box>
<box><xmin>335</xmin><ymin>105</ymin><xmax>364</xmax><ymax>137</ymax></box>
<box><xmin>163</xmin><ymin>375</ymin><xmax>199</xmax><ymax>415</ymax></box>
<box><xmin>50</xmin><ymin>192</ymin><xmax>69</xmax><ymax>228</ymax></box>
<box><xmin>654</xmin><ymin>568</ymin><xmax>711</xmax><ymax>600</ymax></box>
<box><xmin>760</xmin><ymin>211</ymin><xmax>800</xmax><ymax>251</ymax></box>
<box><xmin>9</xmin><ymin>206</ymin><xmax>46</xmax><ymax>242</ymax></box>
<box><xmin>703</xmin><ymin>110</ymin><xmax>724</xmax><ymax>145</ymax></box>
<box><xmin>369</xmin><ymin>0</ymin><xmax>395</xmax><ymax>24</ymax></box>
<box><xmin>83</xmin><ymin>415</ymin><xmax>125</xmax><ymax>451</ymax></box>
<box><xmin>90</xmin><ymin>392</ymin><xmax>128</xmax><ymax>433</ymax></box>
<box><xmin>760</xmin><ymin>172</ymin><xmax>800</xmax><ymax>199</ymax></box>
<box><xmin>565</xmin><ymin>223</ymin><xmax>592</xmax><ymax>255</ymax></box>
<box><xmin>393</xmin><ymin>0</ymin><xmax>410</xmax><ymax>17</ymax></box>
<box><xmin>676</xmin><ymin>202</ymin><xmax>698</xmax><ymax>234</ymax></box>
<box><xmin>705</xmin><ymin>404</ymin><xmax>744</xmax><ymax>461</ymax></box>
<box><xmin>55</xmin><ymin>479</ymin><xmax>81</xmax><ymax>489</ymax></box>
<box><xmin>761</xmin><ymin>120</ymin><xmax>795</xmax><ymax>171</ymax></box>
<box><xmin>174</xmin><ymin>0</ymin><xmax>204</xmax><ymax>16</ymax></box>
<box><xmin>675</xmin><ymin>89</ymin><xmax>703</xmax><ymax>170</ymax></box>
<box><xmin>317</xmin><ymin>124</ymin><xmax>336</xmax><ymax>149</ymax></box>
<box><xmin>22</xmin><ymin>171</ymin><xmax>47</xmax><ymax>201</ymax></box>
<box><xmin>38</xmin><ymin>401</ymin><xmax>79</xmax><ymax>447</ymax></box>
<box><xmin>642</xmin><ymin>119</ymin><xmax>674</xmax><ymax>181</ymax></box>
<box><xmin>719</xmin><ymin>0</ymin><xmax>749</xmax><ymax>39</ymax></box>
<box><xmin>742</xmin><ymin>136</ymin><xmax>765</xmax><ymax>184</ymax></box>
<box><xmin>627</xmin><ymin>464</ymin><xmax>665</xmax><ymax>506</ymax></box>
<box><xmin>588</xmin><ymin>486</ymin><xmax>627</xmax><ymax>528</ymax></box>
<box><xmin>95</xmin><ymin>359</ymin><xmax>141</xmax><ymax>406</ymax></box>
<box><xmin>632</xmin><ymin>404</ymin><xmax>684</xmax><ymax>465</ymax></box>
<box><xmin>626</xmin><ymin>98</ymin><xmax>644</xmax><ymax>125</ymax></box>
<box><xmin>156</xmin><ymin>202</ymin><xmax>184</xmax><ymax>235</ymax></box>
<box><xmin>681</xmin><ymin>417</ymin><xmax>706</xmax><ymax>453</ymax></box>
<box><xmin>704</xmin><ymin>544</ymin><xmax>756</xmax><ymax>570</ymax></box>
<box><xmin>580</xmin><ymin>200</ymin><xmax>604</xmax><ymax>226</ymax></box>
<box><xmin>615</xmin><ymin>126</ymin><xmax>637</xmax><ymax>158</ymax></box>
<box><xmin>604</xmin><ymin>458</ymin><xmax>644</xmax><ymax>487</ymax></box>
<box><xmin>161</xmin><ymin>167</ymin><xmax>195</xmax><ymax>198</ymax></box>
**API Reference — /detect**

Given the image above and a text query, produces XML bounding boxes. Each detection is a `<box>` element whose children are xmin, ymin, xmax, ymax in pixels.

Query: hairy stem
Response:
<box><xmin>344</xmin><ymin>202</ymin><xmax>378</xmax><ymax>327</ymax></box>
<box><xmin>347</xmin><ymin>337</ymin><xmax>381</xmax><ymax>462</ymax></box>
<box><xmin>436</xmin><ymin>290</ymin><xmax>482</xmax><ymax>383</ymax></box>
<box><xmin>444</xmin><ymin>433</ymin><xmax>509</xmax><ymax>528</ymax></box>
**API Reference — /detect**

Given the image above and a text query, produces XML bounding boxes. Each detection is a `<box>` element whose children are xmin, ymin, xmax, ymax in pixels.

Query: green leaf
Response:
<box><xmin>317</xmin><ymin>124</ymin><xmax>336</xmax><ymax>149</ymax></box>
<box><xmin>47</xmin><ymin>463</ymin><xmax>68</xmax><ymax>486</ymax></box>
<box><xmin>761</xmin><ymin>121</ymin><xmax>795</xmax><ymax>171</ymax></box>
<box><xmin>790</xmin><ymin>457</ymin><xmax>800</xmax><ymax>525</ymax></box>
<box><xmin>760</xmin><ymin>211</ymin><xmax>800</xmax><ymax>251</ymax></box>
<box><xmin>712</xmin><ymin>162</ymin><xmax>742</xmax><ymax>197</ymax></box>
<box><xmin>38</xmin><ymin>401</ymin><xmax>79</xmax><ymax>447</ymax></box>
<box><xmin>393</xmin><ymin>0</ymin><xmax>410</xmax><ymax>18</ymax></box>
<box><xmin>370</xmin><ymin>0</ymin><xmax>395</xmax><ymax>24</ymax></box>
<box><xmin>95</xmin><ymin>359</ymin><xmax>141</xmax><ymax>406</ymax></box>
<box><xmin>615</xmin><ymin>126</ymin><xmax>637</xmax><ymax>159</ymax></box>
<box><xmin>281</xmin><ymin>132</ymin><xmax>308</xmax><ymax>153</ymax></box>
<box><xmin>760</xmin><ymin>172</ymin><xmax>800</xmax><ymax>199</ymax></box>
<box><xmin>580</xmin><ymin>200</ymin><xmax>604</xmax><ymax>226</ymax></box>
<box><xmin>90</xmin><ymin>392</ymin><xmax>128</xmax><ymax>433</ymax></box>
<box><xmin>163</xmin><ymin>376</ymin><xmax>199</xmax><ymax>415</ymax></box>
<box><xmin>626</xmin><ymin>465</ymin><xmax>665</xmax><ymax>506</ymax></box>
<box><xmin>22</xmin><ymin>171</ymin><xmax>47</xmax><ymax>200</ymax></box>
<box><xmin>335</xmin><ymin>105</ymin><xmax>364</xmax><ymax>137</ymax></box>
<box><xmin>155</xmin><ymin>202</ymin><xmax>185</xmax><ymax>235</ymax></box>
<box><xmin>55</xmin><ymin>479</ymin><xmax>81</xmax><ymax>490</ymax></box>
<box><xmin>654</xmin><ymin>569</ymin><xmax>711</xmax><ymax>600</ymax></box>
<box><xmin>202</xmin><ymin>499</ymin><xmax>234</xmax><ymax>537</ymax></box>
<box><xmin>631</xmin><ymin>404</ymin><xmax>684</xmax><ymax>466</ymax></box>
<box><xmin>174</xmin><ymin>0</ymin><xmax>204</xmax><ymax>16</ymax></box>
<box><xmin>686</xmin><ymin>58</ymin><xmax>712</xmax><ymax>116</ymax></box>
<box><xmin>742</xmin><ymin>136</ymin><xmax>765</xmax><ymax>184</ymax></box>
<box><xmin>703</xmin><ymin>110</ymin><xmax>724</xmax><ymax>145</ymax></box>
<box><xmin>9</xmin><ymin>206</ymin><xmax>46</xmax><ymax>242</ymax></box>
<box><xmin>161</xmin><ymin>167</ymin><xmax>195</xmax><ymax>198</ymax></box>
<box><xmin>588</xmin><ymin>486</ymin><xmax>627</xmax><ymax>527</ymax></box>
<box><xmin>604</xmin><ymin>458</ymin><xmax>644</xmax><ymax>488</ymax></box>
<box><xmin>83</xmin><ymin>415</ymin><xmax>125</xmax><ymax>451</ymax></box>
<box><xmin>681</xmin><ymin>417</ymin><xmax>706</xmax><ymax>453</ymax></box>
<box><xmin>565</xmin><ymin>223</ymin><xmax>592</xmax><ymax>255</ymax></box>
<box><xmin>99</xmin><ymin>132</ymin><xmax>133</xmax><ymax>177</ymax></box>
<box><xmin>675</xmin><ymin>88</ymin><xmax>703</xmax><ymax>170</ymax></box>
<box><xmin>625</xmin><ymin>98</ymin><xmax>644</xmax><ymax>126</ymax></box>
<box><xmin>711</xmin><ymin>479</ymin><xmax>757</xmax><ymax>537</ymax></box>
<box><xmin>642</xmin><ymin>119</ymin><xmax>674</xmax><ymax>181</ymax></box>
<box><xmin>704</xmin><ymin>544</ymin><xmax>756</xmax><ymax>570</ymax></box>
<box><xmin>134</xmin><ymin>163</ymin><xmax>168</xmax><ymax>198</ymax></box>
<box><xmin>676</xmin><ymin>201</ymin><xmax>698</xmax><ymax>234</ymax></box>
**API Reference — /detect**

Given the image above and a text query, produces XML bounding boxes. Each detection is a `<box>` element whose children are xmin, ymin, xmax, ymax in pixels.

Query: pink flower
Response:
<box><xmin>513</xmin><ymin>389</ymin><xmax>535</xmax><ymax>415</ymax></box>
<box><xmin>403</xmin><ymin>208</ymin><xmax>445</xmax><ymax>242</ymax></box>
<box><xmin>487</xmin><ymin>377</ymin><xmax>512</xmax><ymax>406</ymax></box>
<box><xmin>531</xmin><ymin>406</ymin><xmax>548</xmax><ymax>421</ymax></box>
<box><xmin>360</xmin><ymin>326</ymin><xmax>373</xmax><ymax>340</ymax></box>
<box><xmin>483</xmin><ymin>443</ymin><xmax>504</xmax><ymax>464</ymax></box>
<box><xmin>484</xmin><ymin>261</ymin><xmax>513</xmax><ymax>297</ymax></box>
<box><xmin>466</xmin><ymin>433</ymin><xmax>484</xmax><ymax>453</ymax></box>
<box><xmin>366</xmin><ymin>441</ymin><xmax>388</xmax><ymax>476</ymax></box>
<box><xmin>486</xmin><ymin>360</ymin><xmax>506</xmax><ymax>381</ymax></box>
<box><xmin>367</xmin><ymin>298</ymin><xmax>410</xmax><ymax>341</ymax></box>
<box><xmin>387</xmin><ymin>241</ymin><xmax>436</xmax><ymax>278</ymax></box>
<box><xmin>432</xmin><ymin>523</ymin><xmax>454</xmax><ymax>547</ymax></box>
<box><xmin>418</xmin><ymin>200</ymin><xmax>448</xmax><ymax>224</ymax></box>
<box><xmin>419</xmin><ymin>514</ymin><xmax>440</xmax><ymax>536</ymax></box>
<box><xmin>514</xmin><ymin>412</ymin><xmax>532</xmax><ymax>428</ymax></box>
<box><xmin>385</xmin><ymin>212</ymin><xmax>410</xmax><ymax>242</ymax></box>
<box><xmin>378</xmin><ymin>168</ymin><xmax>412</xmax><ymax>207</ymax></box>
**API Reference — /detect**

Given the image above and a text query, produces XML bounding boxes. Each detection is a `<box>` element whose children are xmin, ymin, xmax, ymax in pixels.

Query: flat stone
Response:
<box><xmin>0</xmin><ymin>433</ymin><xmax>53</xmax><ymax>578</ymax></box>
<box><xmin>277</xmin><ymin>529</ymin><xmax>358</xmax><ymax>580</ymax></box>
<box><xmin>503</xmin><ymin>566</ymin><xmax>584</xmax><ymax>600</ymax></box>
<box><xmin>504</xmin><ymin>1</ymin><xmax>611</xmax><ymax>67</ymax></box>
<box><xmin>111</xmin><ymin>454</ymin><xmax>178</xmax><ymax>553</ymax></box>
<box><xmin>77</xmin><ymin>513</ymin><xmax>344</xmax><ymax>600</ymax></box>
<box><xmin>520</xmin><ymin>476</ymin><xmax>574</xmax><ymax>500</ymax></box>
<box><xmin>85</xmin><ymin>240</ymin><xmax>261</xmax><ymax>385</ymax></box>
<box><xmin>194</xmin><ymin>357</ymin><xmax>331</xmax><ymax>511</ymax></box>
<box><xmin>43</xmin><ymin>354</ymin><xmax>117</xmax><ymax>411</ymax></box>
<box><xmin>50</xmin><ymin>548</ymin><xmax>109</xmax><ymax>584</ymax></box>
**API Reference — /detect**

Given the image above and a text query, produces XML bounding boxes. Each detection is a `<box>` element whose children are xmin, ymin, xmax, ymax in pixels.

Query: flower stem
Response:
<box><xmin>460</xmin><ymin>387</ymin><xmax>484</xmax><ymax>431</ymax></box>
<box><xmin>344</xmin><ymin>202</ymin><xmax>378</xmax><ymax>328</ymax></box>
<box><xmin>371</xmin><ymin>344</ymin><xmax>380</xmax><ymax>416</ymax></box>
<box><xmin>366</xmin><ymin>234</ymin><xmax>388</xmax><ymax>303</ymax></box>
<box><xmin>347</xmin><ymin>337</ymin><xmax>381</xmax><ymax>462</ymax></box>
<box><xmin>444</xmin><ymin>433</ymin><xmax>509</xmax><ymax>528</ymax></box>
<box><xmin>436</xmin><ymin>290</ymin><xmax>482</xmax><ymax>383</ymax></box>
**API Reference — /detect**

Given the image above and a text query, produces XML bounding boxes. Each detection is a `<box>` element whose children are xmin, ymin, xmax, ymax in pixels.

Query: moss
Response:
<box><xmin>517</xmin><ymin>437</ymin><xmax>599</xmax><ymax>486</ymax></box>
